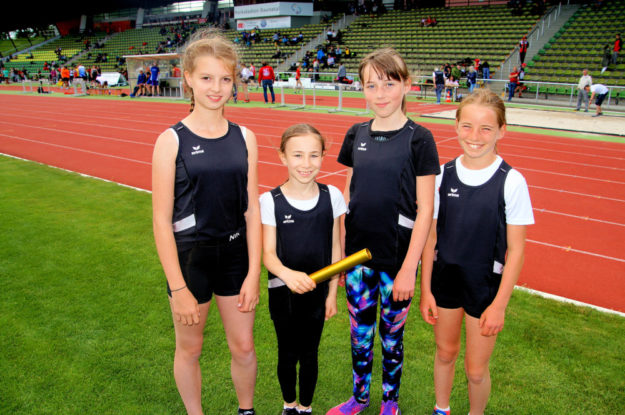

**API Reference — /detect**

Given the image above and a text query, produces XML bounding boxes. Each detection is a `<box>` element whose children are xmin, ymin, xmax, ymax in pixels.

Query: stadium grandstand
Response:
<box><xmin>1</xmin><ymin>0</ymin><xmax>623</xmax><ymax>106</ymax></box>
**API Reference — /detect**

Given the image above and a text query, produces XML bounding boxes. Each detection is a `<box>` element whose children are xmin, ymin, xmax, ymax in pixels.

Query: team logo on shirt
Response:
<box><xmin>283</xmin><ymin>214</ymin><xmax>295</xmax><ymax>224</ymax></box>
<box><xmin>229</xmin><ymin>232</ymin><xmax>240</xmax><ymax>241</ymax></box>
<box><xmin>357</xmin><ymin>142</ymin><xmax>367</xmax><ymax>151</ymax></box>
<box><xmin>191</xmin><ymin>145</ymin><xmax>204</xmax><ymax>155</ymax></box>
<box><xmin>447</xmin><ymin>188</ymin><xmax>460</xmax><ymax>198</ymax></box>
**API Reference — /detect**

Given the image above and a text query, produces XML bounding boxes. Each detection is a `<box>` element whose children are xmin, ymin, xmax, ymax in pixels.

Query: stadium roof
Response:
<box><xmin>2</xmin><ymin>0</ymin><xmax>176</xmax><ymax>32</ymax></box>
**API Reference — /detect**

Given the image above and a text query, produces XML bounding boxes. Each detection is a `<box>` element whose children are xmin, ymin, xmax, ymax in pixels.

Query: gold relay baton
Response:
<box><xmin>309</xmin><ymin>249</ymin><xmax>372</xmax><ymax>284</ymax></box>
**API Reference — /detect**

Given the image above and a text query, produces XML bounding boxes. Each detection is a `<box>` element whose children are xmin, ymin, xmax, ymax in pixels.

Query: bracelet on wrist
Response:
<box><xmin>170</xmin><ymin>285</ymin><xmax>187</xmax><ymax>293</ymax></box>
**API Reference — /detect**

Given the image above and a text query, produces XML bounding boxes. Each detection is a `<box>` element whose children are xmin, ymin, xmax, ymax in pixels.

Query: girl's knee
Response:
<box><xmin>176</xmin><ymin>340</ymin><xmax>204</xmax><ymax>361</ymax></box>
<box><xmin>465</xmin><ymin>364</ymin><xmax>489</xmax><ymax>385</ymax></box>
<box><xmin>435</xmin><ymin>343</ymin><xmax>460</xmax><ymax>365</ymax></box>
<box><xmin>230</xmin><ymin>339</ymin><xmax>256</xmax><ymax>362</ymax></box>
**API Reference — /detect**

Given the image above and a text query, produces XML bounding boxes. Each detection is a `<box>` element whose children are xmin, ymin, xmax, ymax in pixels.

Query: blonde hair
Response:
<box><xmin>358</xmin><ymin>47</ymin><xmax>411</xmax><ymax>113</ymax></box>
<box><xmin>181</xmin><ymin>29</ymin><xmax>239</xmax><ymax>112</ymax></box>
<box><xmin>456</xmin><ymin>88</ymin><xmax>506</xmax><ymax>128</ymax></box>
<box><xmin>280</xmin><ymin>123</ymin><xmax>326</xmax><ymax>153</ymax></box>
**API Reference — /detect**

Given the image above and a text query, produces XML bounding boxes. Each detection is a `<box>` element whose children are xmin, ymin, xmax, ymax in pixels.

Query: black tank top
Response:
<box><xmin>267</xmin><ymin>183</ymin><xmax>333</xmax><ymax>287</ymax></box>
<box><xmin>345</xmin><ymin>120</ymin><xmax>420</xmax><ymax>273</ymax></box>
<box><xmin>170</xmin><ymin>121</ymin><xmax>248</xmax><ymax>248</ymax></box>
<box><xmin>435</xmin><ymin>158</ymin><xmax>511</xmax><ymax>274</ymax></box>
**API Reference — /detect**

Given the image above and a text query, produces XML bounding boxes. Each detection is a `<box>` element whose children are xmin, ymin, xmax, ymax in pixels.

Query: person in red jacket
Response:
<box><xmin>508</xmin><ymin>67</ymin><xmax>519</xmax><ymax>102</ymax></box>
<box><xmin>613</xmin><ymin>33</ymin><xmax>622</xmax><ymax>65</ymax></box>
<box><xmin>518</xmin><ymin>35</ymin><xmax>529</xmax><ymax>64</ymax></box>
<box><xmin>258</xmin><ymin>61</ymin><xmax>275</xmax><ymax>104</ymax></box>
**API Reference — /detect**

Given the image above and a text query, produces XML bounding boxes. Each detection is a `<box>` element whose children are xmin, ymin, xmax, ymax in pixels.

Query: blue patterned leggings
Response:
<box><xmin>346</xmin><ymin>265</ymin><xmax>412</xmax><ymax>403</ymax></box>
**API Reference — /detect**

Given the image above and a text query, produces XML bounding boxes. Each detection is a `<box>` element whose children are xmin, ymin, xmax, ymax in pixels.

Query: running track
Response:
<box><xmin>1</xmin><ymin>94</ymin><xmax>624</xmax><ymax>313</ymax></box>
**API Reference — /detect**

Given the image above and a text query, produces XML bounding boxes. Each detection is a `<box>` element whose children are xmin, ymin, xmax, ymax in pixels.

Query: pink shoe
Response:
<box><xmin>380</xmin><ymin>400</ymin><xmax>401</xmax><ymax>415</ymax></box>
<box><xmin>326</xmin><ymin>397</ymin><xmax>369</xmax><ymax>415</ymax></box>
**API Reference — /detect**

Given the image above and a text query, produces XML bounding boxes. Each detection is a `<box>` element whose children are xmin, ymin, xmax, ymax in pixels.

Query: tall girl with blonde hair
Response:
<box><xmin>152</xmin><ymin>31</ymin><xmax>261</xmax><ymax>415</ymax></box>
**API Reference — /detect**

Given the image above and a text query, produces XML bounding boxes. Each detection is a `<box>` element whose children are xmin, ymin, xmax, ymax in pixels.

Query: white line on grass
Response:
<box><xmin>514</xmin><ymin>286</ymin><xmax>625</xmax><ymax>318</ymax></box>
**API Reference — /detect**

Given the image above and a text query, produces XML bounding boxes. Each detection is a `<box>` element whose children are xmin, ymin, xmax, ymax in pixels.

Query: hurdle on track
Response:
<box><xmin>72</xmin><ymin>80</ymin><xmax>88</xmax><ymax>97</ymax></box>
<box><xmin>277</xmin><ymin>85</ymin><xmax>306</xmax><ymax>110</ymax></box>
<box><xmin>328</xmin><ymin>83</ymin><xmax>369</xmax><ymax>115</ymax></box>
<box><xmin>21</xmin><ymin>81</ymin><xmax>34</xmax><ymax>93</ymax></box>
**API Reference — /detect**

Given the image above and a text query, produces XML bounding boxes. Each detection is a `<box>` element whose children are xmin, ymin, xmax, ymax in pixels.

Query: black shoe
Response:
<box><xmin>282</xmin><ymin>407</ymin><xmax>299</xmax><ymax>415</ymax></box>
<box><xmin>239</xmin><ymin>409</ymin><xmax>255</xmax><ymax>415</ymax></box>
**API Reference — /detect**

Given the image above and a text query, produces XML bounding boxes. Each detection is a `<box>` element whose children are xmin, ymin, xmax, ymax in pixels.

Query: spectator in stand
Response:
<box><xmin>433</xmin><ymin>65</ymin><xmax>446</xmax><ymax>104</ymax></box>
<box><xmin>337</xmin><ymin>62</ymin><xmax>348</xmax><ymax>83</ymax></box>
<box><xmin>588</xmin><ymin>83</ymin><xmax>609</xmax><ymax>117</ymax></box>
<box><xmin>575</xmin><ymin>68</ymin><xmax>592</xmax><ymax>112</ymax></box>
<box><xmin>516</xmin><ymin>64</ymin><xmax>526</xmax><ymax>98</ymax></box>
<box><xmin>613</xmin><ymin>34</ymin><xmax>622</xmax><ymax>65</ymax></box>
<box><xmin>258</xmin><ymin>61</ymin><xmax>276</xmax><ymax>104</ymax></box>
<box><xmin>466</xmin><ymin>67</ymin><xmax>477</xmax><ymax>93</ymax></box>
<box><xmin>249</xmin><ymin>62</ymin><xmax>257</xmax><ymax>88</ymax></box>
<box><xmin>451</xmin><ymin>64</ymin><xmax>462</xmax><ymax>81</ymax></box>
<box><xmin>445</xmin><ymin>75</ymin><xmax>459</xmax><ymax>101</ymax></box>
<box><xmin>172</xmin><ymin>63</ymin><xmax>181</xmax><ymax>78</ymax></box>
<box><xmin>149</xmin><ymin>62</ymin><xmax>161</xmax><ymax>96</ymax></box>
<box><xmin>518</xmin><ymin>35</ymin><xmax>529</xmax><ymax>64</ymax></box>
<box><xmin>2</xmin><ymin>67</ymin><xmax>9</xmax><ymax>84</ymax></box>
<box><xmin>90</xmin><ymin>65</ymin><xmax>99</xmax><ymax>87</ymax></box>
<box><xmin>49</xmin><ymin>67</ymin><xmax>57</xmax><ymax>84</ymax></box>
<box><xmin>294</xmin><ymin>62</ymin><xmax>303</xmax><ymax>94</ymax></box>
<box><xmin>240</xmin><ymin>62</ymin><xmax>252</xmax><ymax>102</ymax></box>
<box><xmin>131</xmin><ymin>68</ymin><xmax>148</xmax><ymax>97</ymax></box>
<box><xmin>344</xmin><ymin>47</ymin><xmax>352</xmax><ymax>59</ymax></box>
<box><xmin>312</xmin><ymin>58</ymin><xmax>320</xmax><ymax>81</ymax></box>
<box><xmin>61</xmin><ymin>66</ymin><xmax>70</xmax><ymax>89</ymax></box>
<box><xmin>481</xmin><ymin>59</ymin><xmax>490</xmax><ymax>84</ymax></box>
<box><xmin>327</xmin><ymin>55</ymin><xmax>336</xmax><ymax>68</ymax></box>
<box><xmin>317</xmin><ymin>48</ymin><xmax>326</xmax><ymax>65</ymax></box>
<box><xmin>508</xmin><ymin>66</ymin><xmax>519</xmax><ymax>102</ymax></box>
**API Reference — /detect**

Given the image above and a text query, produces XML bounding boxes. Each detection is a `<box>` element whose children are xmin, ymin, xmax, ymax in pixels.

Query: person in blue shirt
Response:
<box><xmin>131</xmin><ymin>68</ymin><xmax>147</xmax><ymax>97</ymax></box>
<box><xmin>149</xmin><ymin>63</ymin><xmax>161</xmax><ymax>96</ymax></box>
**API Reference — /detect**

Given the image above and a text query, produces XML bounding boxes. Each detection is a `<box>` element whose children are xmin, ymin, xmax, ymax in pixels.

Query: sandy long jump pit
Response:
<box><xmin>422</xmin><ymin>107</ymin><xmax>625</xmax><ymax>137</ymax></box>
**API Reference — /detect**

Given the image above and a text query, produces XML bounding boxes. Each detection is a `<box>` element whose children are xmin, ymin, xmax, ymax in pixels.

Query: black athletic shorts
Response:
<box><xmin>595</xmin><ymin>92</ymin><xmax>608</xmax><ymax>106</ymax></box>
<box><xmin>431</xmin><ymin>260</ymin><xmax>502</xmax><ymax>319</ymax></box>
<box><xmin>169</xmin><ymin>236</ymin><xmax>249</xmax><ymax>304</ymax></box>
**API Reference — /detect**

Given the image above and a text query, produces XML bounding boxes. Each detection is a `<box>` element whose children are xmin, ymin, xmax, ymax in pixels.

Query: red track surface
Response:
<box><xmin>2</xmin><ymin>94</ymin><xmax>624</xmax><ymax>313</ymax></box>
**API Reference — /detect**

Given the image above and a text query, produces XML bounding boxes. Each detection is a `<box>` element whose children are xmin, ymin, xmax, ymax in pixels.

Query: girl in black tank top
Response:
<box><xmin>151</xmin><ymin>32</ymin><xmax>261</xmax><ymax>415</ymax></box>
<box><xmin>261</xmin><ymin>124</ymin><xmax>345</xmax><ymax>415</ymax></box>
<box><xmin>420</xmin><ymin>89</ymin><xmax>532</xmax><ymax>415</ymax></box>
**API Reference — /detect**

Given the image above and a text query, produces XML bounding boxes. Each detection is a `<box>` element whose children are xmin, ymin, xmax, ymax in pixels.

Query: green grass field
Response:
<box><xmin>1</xmin><ymin>155</ymin><xmax>624</xmax><ymax>415</ymax></box>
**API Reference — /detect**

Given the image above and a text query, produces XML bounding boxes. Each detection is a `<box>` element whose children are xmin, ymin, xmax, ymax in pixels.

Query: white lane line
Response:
<box><xmin>0</xmin><ymin>133</ymin><xmax>151</xmax><ymax>165</ymax></box>
<box><xmin>529</xmin><ymin>184</ymin><xmax>625</xmax><ymax>203</ymax></box>
<box><xmin>533</xmin><ymin>207</ymin><xmax>625</xmax><ymax>227</ymax></box>
<box><xmin>526</xmin><ymin>239</ymin><xmax>625</xmax><ymax>263</ymax></box>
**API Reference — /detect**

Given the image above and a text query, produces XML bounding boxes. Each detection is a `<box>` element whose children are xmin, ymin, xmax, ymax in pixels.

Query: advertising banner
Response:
<box><xmin>236</xmin><ymin>16</ymin><xmax>292</xmax><ymax>30</ymax></box>
<box><xmin>234</xmin><ymin>2</ymin><xmax>313</xmax><ymax>19</ymax></box>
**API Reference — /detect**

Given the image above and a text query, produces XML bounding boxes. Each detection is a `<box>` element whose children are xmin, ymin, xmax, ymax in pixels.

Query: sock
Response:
<box><xmin>434</xmin><ymin>404</ymin><xmax>450</xmax><ymax>415</ymax></box>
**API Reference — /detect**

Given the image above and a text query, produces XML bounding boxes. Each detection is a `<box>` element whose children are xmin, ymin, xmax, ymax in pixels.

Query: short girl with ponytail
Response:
<box><xmin>152</xmin><ymin>30</ymin><xmax>261</xmax><ymax>415</ymax></box>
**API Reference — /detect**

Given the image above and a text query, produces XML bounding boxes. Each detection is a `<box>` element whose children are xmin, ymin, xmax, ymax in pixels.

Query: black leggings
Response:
<box><xmin>269</xmin><ymin>285</ymin><xmax>327</xmax><ymax>407</ymax></box>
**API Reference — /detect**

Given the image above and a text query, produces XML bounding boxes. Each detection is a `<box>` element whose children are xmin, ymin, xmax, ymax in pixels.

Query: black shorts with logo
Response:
<box><xmin>168</xmin><ymin>236</ymin><xmax>249</xmax><ymax>304</ymax></box>
<box><xmin>431</xmin><ymin>260</ymin><xmax>502</xmax><ymax>319</ymax></box>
